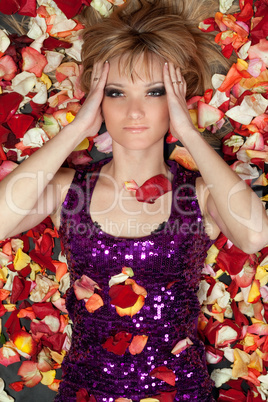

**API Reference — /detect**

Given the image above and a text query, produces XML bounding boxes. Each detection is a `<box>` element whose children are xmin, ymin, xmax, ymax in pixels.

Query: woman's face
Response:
<box><xmin>101</xmin><ymin>54</ymin><xmax>170</xmax><ymax>151</ymax></box>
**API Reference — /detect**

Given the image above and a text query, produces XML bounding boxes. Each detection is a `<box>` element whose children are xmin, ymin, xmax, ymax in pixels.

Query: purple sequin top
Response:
<box><xmin>56</xmin><ymin>159</ymin><xmax>215</xmax><ymax>402</ymax></box>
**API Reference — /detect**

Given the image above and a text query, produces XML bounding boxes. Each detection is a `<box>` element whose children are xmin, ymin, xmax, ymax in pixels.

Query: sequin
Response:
<box><xmin>56</xmin><ymin>159</ymin><xmax>215</xmax><ymax>402</ymax></box>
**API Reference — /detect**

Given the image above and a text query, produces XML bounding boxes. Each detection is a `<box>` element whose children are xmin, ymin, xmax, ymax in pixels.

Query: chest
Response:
<box><xmin>89</xmin><ymin>183</ymin><xmax>173</xmax><ymax>238</ymax></box>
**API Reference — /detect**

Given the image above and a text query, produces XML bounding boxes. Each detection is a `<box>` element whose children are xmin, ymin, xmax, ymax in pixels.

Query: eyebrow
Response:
<box><xmin>105</xmin><ymin>81</ymin><xmax>165</xmax><ymax>87</ymax></box>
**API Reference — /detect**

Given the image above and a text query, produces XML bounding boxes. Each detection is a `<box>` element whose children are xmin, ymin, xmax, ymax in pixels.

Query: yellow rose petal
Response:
<box><xmin>66</xmin><ymin>111</ymin><xmax>75</xmax><ymax>123</ymax></box>
<box><xmin>41</xmin><ymin>370</ymin><xmax>56</xmax><ymax>385</ymax></box>
<box><xmin>40</xmin><ymin>73</ymin><xmax>52</xmax><ymax>90</ymax></box>
<box><xmin>14</xmin><ymin>248</ymin><xmax>31</xmax><ymax>271</ymax></box>
<box><xmin>74</xmin><ymin>138</ymin><xmax>89</xmax><ymax>151</ymax></box>
<box><xmin>205</xmin><ymin>244</ymin><xmax>220</xmax><ymax>264</ymax></box>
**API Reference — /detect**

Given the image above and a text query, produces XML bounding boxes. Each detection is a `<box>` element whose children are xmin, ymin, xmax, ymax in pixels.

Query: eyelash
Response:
<box><xmin>104</xmin><ymin>87</ymin><xmax>166</xmax><ymax>98</ymax></box>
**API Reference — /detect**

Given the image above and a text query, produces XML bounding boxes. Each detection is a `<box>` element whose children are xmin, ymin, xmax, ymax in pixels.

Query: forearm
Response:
<box><xmin>0</xmin><ymin>122</ymin><xmax>83</xmax><ymax>238</ymax></box>
<box><xmin>181</xmin><ymin>128</ymin><xmax>268</xmax><ymax>251</ymax></box>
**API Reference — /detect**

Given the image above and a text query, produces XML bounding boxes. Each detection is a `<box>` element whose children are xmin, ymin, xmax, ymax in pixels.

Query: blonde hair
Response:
<box><xmin>80</xmin><ymin>0</ymin><xmax>231</xmax><ymax>98</ymax></box>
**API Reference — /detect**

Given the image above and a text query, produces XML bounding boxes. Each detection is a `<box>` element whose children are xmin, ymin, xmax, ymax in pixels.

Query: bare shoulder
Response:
<box><xmin>50</xmin><ymin>167</ymin><xmax>75</xmax><ymax>228</ymax></box>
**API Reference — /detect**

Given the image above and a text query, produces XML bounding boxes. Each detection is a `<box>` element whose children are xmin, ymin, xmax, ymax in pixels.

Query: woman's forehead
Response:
<box><xmin>107</xmin><ymin>53</ymin><xmax>165</xmax><ymax>82</ymax></box>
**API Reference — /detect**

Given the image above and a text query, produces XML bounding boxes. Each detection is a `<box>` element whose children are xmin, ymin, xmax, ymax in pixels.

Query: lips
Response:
<box><xmin>123</xmin><ymin>126</ymin><xmax>149</xmax><ymax>133</ymax></box>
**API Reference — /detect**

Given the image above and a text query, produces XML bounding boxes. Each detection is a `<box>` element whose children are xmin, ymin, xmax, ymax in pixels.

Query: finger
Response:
<box><xmin>90</xmin><ymin>61</ymin><xmax>104</xmax><ymax>91</ymax></box>
<box><xmin>163</xmin><ymin>62</ymin><xmax>175</xmax><ymax>95</ymax></box>
<box><xmin>175</xmin><ymin>66</ymin><xmax>186</xmax><ymax>97</ymax></box>
<box><xmin>97</xmin><ymin>61</ymin><xmax>109</xmax><ymax>90</ymax></box>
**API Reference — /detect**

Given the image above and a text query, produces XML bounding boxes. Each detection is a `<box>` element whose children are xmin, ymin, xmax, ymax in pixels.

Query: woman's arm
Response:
<box><xmin>164</xmin><ymin>62</ymin><xmax>268</xmax><ymax>254</ymax></box>
<box><xmin>0</xmin><ymin>61</ymin><xmax>109</xmax><ymax>240</ymax></box>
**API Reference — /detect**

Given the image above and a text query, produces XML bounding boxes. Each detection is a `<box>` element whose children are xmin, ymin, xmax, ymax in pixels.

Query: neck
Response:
<box><xmin>105</xmin><ymin>141</ymin><xmax>169</xmax><ymax>185</ymax></box>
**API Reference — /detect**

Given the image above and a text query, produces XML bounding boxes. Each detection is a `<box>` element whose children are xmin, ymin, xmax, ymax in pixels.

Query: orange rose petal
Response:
<box><xmin>17</xmin><ymin>361</ymin><xmax>42</xmax><ymax>388</ymax></box>
<box><xmin>85</xmin><ymin>293</ymin><xmax>104</xmax><ymax>313</ymax></box>
<box><xmin>169</xmin><ymin>145</ymin><xmax>198</xmax><ymax>171</ymax></box>
<box><xmin>0</xmin><ymin>289</ymin><xmax>10</xmax><ymax>300</ymax></box>
<box><xmin>129</xmin><ymin>335</ymin><xmax>148</xmax><ymax>355</ymax></box>
<box><xmin>48</xmin><ymin>378</ymin><xmax>61</xmax><ymax>392</ymax></box>
<box><xmin>125</xmin><ymin>279</ymin><xmax>147</xmax><ymax>297</ymax></box>
<box><xmin>17</xmin><ymin>307</ymin><xmax>36</xmax><ymax>320</ymax></box>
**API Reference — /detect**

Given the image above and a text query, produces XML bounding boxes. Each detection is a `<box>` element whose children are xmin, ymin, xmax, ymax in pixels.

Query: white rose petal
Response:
<box><xmin>65</xmin><ymin>33</ymin><xmax>83</xmax><ymax>62</ymax></box>
<box><xmin>44</xmin><ymin>51</ymin><xmax>65</xmax><ymax>73</ymax></box>
<box><xmin>91</xmin><ymin>0</ymin><xmax>113</xmax><ymax>16</ymax></box>
<box><xmin>210</xmin><ymin>368</ymin><xmax>233</xmax><ymax>387</ymax></box>
<box><xmin>30</xmin><ymin>33</ymin><xmax>49</xmax><ymax>52</ymax></box>
<box><xmin>258</xmin><ymin>374</ymin><xmax>268</xmax><ymax>385</ymax></box>
<box><xmin>238</xmin><ymin>41</ymin><xmax>252</xmax><ymax>60</ymax></box>
<box><xmin>109</xmin><ymin>273</ymin><xmax>129</xmax><ymax>287</ymax></box>
<box><xmin>12</xmin><ymin>71</ymin><xmax>37</xmax><ymax>96</ymax></box>
<box><xmin>3</xmin><ymin>270</ymin><xmax>18</xmax><ymax>292</ymax></box>
<box><xmin>27</xmin><ymin>20</ymin><xmax>44</xmax><ymax>39</ymax></box>
<box><xmin>222</xmin><ymin>346</ymin><xmax>235</xmax><ymax>362</ymax></box>
<box><xmin>23</xmin><ymin>128</ymin><xmax>49</xmax><ymax>148</ymax></box>
<box><xmin>32</xmin><ymin>82</ymin><xmax>48</xmax><ymax>104</ymax></box>
<box><xmin>50</xmin><ymin>19</ymin><xmax>76</xmax><ymax>35</ymax></box>
<box><xmin>0</xmin><ymin>30</ymin><xmax>10</xmax><ymax>54</ymax></box>
<box><xmin>11</xmin><ymin>238</ymin><xmax>24</xmax><ymax>253</ymax></box>
<box><xmin>226</xmin><ymin>94</ymin><xmax>268</xmax><ymax>124</ymax></box>
<box><xmin>209</xmin><ymin>90</ymin><xmax>229</xmax><ymax>108</ymax></box>
<box><xmin>219</xmin><ymin>0</ymin><xmax>234</xmax><ymax>13</ymax></box>
<box><xmin>216</xmin><ymin>326</ymin><xmax>238</xmax><ymax>346</ymax></box>
<box><xmin>59</xmin><ymin>272</ymin><xmax>70</xmax><ymax>294</ymax></box>
<box><xmin>212</xmin><ymin>74</ymin><xmax>225</xmax><ymax>90</ymax></box>
<box><xmin>197</xmin><ymin>280</ymin><xmax>210</xmax><ymax>305</ymax></box>
<box><xmin>0</xmin><ymin>378</ymin><xmax>14</xmax><ymax>402</ymax></box>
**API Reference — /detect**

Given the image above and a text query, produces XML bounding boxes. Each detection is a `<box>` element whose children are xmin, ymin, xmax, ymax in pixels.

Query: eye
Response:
<box><xmin>147</xmin><ymin>87</ymin><xmax>166</xmax><ymax>97</ymax></box>
<box><xmin>104</xmin><ymin>88</ymin><xmax>124</xmax><ymax>97</ymax></box>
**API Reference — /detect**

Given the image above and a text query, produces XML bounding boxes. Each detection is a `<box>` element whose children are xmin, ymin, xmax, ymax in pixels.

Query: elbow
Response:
<box><xmin>238</xmin><ymin>230</ymin><xmax>268</xmax><ymax>255</ymax></box>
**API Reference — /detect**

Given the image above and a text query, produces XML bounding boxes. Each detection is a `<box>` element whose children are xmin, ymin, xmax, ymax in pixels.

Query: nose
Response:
<box><xmin>126</xmin><ymin>98</ymin><xmax>145</xmax><ymax>120</ymax></box>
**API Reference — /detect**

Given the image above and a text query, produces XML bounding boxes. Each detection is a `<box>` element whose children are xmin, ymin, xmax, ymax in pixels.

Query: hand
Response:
<box><xmin>163</xmin><ymin>62</ymin><xmax>197</xmax><ymax>143</ymax></box>
<box><xmin>69</xmin><ymin>61</ymin><xmax>110</xmax><ymax>139</ymax></box>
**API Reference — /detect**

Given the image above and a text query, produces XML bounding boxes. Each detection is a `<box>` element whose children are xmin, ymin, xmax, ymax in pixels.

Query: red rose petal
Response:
<box><xmin>136</xmin><ymin>174</ymin><xmax>172</xmax><ymax>204</ymax></box>
<box><xmin>0</xmin><ymin>92</ymin><xmax>24</xmax><ymax>124</ymax></box>
<box><xmin>152</xmin><ymin>390</ymin><xmax>177</xmax><ymax>402</ymax></box>
<box><xmin>10</xmin><ymin>276</ymin><xmax>31</xmax><ymax>303</ymax></box>
<box><xmin>42</xmin><ymin>37</ymin><xmax>72</xmax><ymax>51</ymax></box>
<box><xmin>109</xmin><ymin>284</ymin><xmax>139</xmax><ymax>309</ymax></box>
<box><xmin>76</xmin><ymin>388</ymin><xmax>91</xmax><ymax>402</ymax></box>
<box><xmin>216</xmin><ymin>244</ymin><xmax>249</xmax><ymax>275</ymax></box>
<box><xmin>29</xmin><ymin>250</ymin><xmax>56</xmax><ymax>272</ymax></box>
<box><xmin>53</xmin><ymin>0</ymin><xmax>84</xmax><ymax>19</ymax></box>
<box><xmin>102</xmin><ymin>331</ymin><xmax>131</xmax><ymax>356</ymax></box>
<box><xmin>0</xmin><ymin>0</ymin><xmax>20</xmax><ymax>14</ymax></box>
<box><xmin>18</xmin><ymin>0</ymin><xmax>37</xmax><ymax>17</ymax></box>
<box><xmin>7</xmin><ymin>114</ymin><xmax>34</xmax><ymax>138</ymax></box>
<box><xmin>218</xmin><ymin>388</ymin><xmax>246</xmax><ymax>401</ymax></box>
<box><xmin>150</xmin><ymin>366</ymin><xmax>176</xmax><ymax>386</ymax></box>
<box><xmin>41</xmin><ymin>333</ymin><xmax>67</xmax><ymax>353</ymax></box>
<box><xmin>4</xmin><ymin>309</ymin><xmax>21</xmax><ymax>336</ymax></box>
<box><xmin>9</xmin><ymin>381</ymin><xmax>24</xmax><ymax>392</ymax></box>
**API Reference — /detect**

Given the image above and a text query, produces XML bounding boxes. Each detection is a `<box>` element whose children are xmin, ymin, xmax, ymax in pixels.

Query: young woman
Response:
<box><xmin>0</xmin><ymin>1</ymin><xmax>267</xmax><ymax>401</ymax></box>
